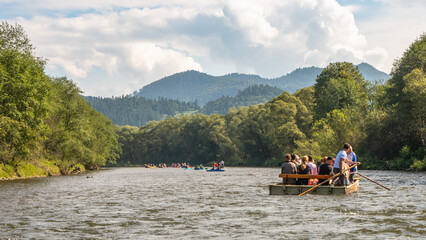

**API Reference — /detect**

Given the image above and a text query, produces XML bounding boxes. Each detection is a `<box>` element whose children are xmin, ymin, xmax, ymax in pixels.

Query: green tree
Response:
<box><xmin>366</xmin><ymin>34</ymin><xmax>426</xmax><ymax>162</ymax></box>
<box><xmin>314</xmin><ymin>62</ymin><xmax>368</xmax><ymax>120</ymax></box>
<box><xmin>402</xmin><ymin>69</ymin><xmax>426</xmax><ymax>147</ymax></box>
<box><xmin>312</xmin><ymin>108</ymin><xmax>364</xmax><ymax>156</ymax></box>
<box><xmin>0</xmin><ymin>22</ymin><xmax>50</xmax><ymax>162</ymax></box>
<box><xmin>44</xmin><ymin>77</ymin><xmax>120</xmax><ymax>172</ymax></box>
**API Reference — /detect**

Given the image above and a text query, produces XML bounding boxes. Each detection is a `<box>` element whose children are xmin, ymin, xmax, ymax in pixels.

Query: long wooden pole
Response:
<box><xmin>277</xmin><ymin>144</ymin><xmax>286</xmax><ymax>156</ymax></box>
<box><xmin>356</xmin><ymin>172</ymin><xmax>391</xmax><ymax>191</ymax></box>
<box><xmin>298</xmin><ymin>164</ymin><xmax>357</xmax><ymax>196</ymax></box>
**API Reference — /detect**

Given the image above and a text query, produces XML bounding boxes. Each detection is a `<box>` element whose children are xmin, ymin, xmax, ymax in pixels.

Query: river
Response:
<box><xmin>0</xmin><ymin>168</ymin><xmax>425</xmax><ymax>239</ymax></box>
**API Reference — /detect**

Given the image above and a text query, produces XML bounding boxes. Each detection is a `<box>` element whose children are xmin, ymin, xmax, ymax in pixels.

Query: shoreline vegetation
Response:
<box><xmin>1</xmin><ymin>23</ymin><xmax>424</xmax><ymax>181</ymax></box>
<box><xmin>0</xmin><ymin>161</ymin><xmax>85</xmax><ymax>180</ymax></box>
<box><xmin>0</xmin><ymin>22</ymin><xmax>120</xmax><ymax>181</ymax></box>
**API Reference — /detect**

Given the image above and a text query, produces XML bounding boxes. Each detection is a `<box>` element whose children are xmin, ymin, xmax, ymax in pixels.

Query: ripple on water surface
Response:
<box><xmin>0</xmin><ymin>168</ymin><xmax>425</xmax><ymax>239</ymax></box>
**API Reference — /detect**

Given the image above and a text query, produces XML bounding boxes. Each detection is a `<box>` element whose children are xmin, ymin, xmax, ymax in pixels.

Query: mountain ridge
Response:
<box><xmin>134</xmin><ymin>62</ymin><xmax>389</xmax><ymax>105</ymax></box>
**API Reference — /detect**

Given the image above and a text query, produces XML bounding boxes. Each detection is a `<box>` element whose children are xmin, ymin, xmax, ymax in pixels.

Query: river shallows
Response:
<box><xmin>1</xmin><ymin>168</ymin><xmax>425</xmax><ymax>239</ymax></box>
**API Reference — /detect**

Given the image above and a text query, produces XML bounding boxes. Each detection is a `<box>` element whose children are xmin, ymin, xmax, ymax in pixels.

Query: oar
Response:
<box><xmin>356</xmin><ymin>172</ymin><xmax>391</xmax><ymax>191</ymax></box>
<box><xmin>277</xmin><ymin>144</ymin><xmax>286</xmax><ymax>156</ymax></box>
<box><xmin>298</xmin><ymin>164</ymin><xmax>357</xmax><ymax>196</ymax></box>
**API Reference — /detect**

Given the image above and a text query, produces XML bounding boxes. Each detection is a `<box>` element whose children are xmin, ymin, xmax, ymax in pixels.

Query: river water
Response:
<box><xmin>0</xmin><ymin>168</ymin><xmax>425</xmax><ymax>239</ymax></box>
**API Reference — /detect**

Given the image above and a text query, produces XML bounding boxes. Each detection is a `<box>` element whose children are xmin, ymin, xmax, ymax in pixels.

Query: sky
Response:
<box><xmin>1</xmin><ymin>0</ymin><xmax>425</xmax><ymax>97</ymax></box>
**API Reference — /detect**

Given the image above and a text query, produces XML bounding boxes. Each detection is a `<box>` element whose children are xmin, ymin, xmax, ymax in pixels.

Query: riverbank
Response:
<box><xmin>0</xmin><ymin>161</ymin><xmax>86</xmax><ymax>180</ymax></box>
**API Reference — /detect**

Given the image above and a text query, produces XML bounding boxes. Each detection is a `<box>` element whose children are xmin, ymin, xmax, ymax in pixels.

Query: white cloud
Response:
<box><xmin>224</xmin><ymin>1</ymin><xmax>279</xmax><ymax>47</ymax></box>
<box><xmin>2</xmin><ymin>0</ymin><xmax>424</xmax><ymax>96</ymax></box>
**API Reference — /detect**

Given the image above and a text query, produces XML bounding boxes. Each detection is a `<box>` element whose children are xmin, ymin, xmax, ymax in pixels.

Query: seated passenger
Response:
<box><xmin>296</xmin><ymin>156</ymin><xmax>312</xmax><ymax>185</ymax></box>
<box><xmin>291</xmin><ymin>153</ymin><xmax>299</xmax><ymax>166</ymax></box>
<box><xmin>307</xmin><ymin>155</ymin><xmax>317</xmax><ymax>175</ymax></box>
<box><xmin>318</xmin><ymin>157</ymin><xmax>327</xmax><ymax>172</ymax></box>
<box><xmin>318</xmin><ymin>157</ymin><xmax>334</xmax><ymax>185</ymax></box>
<box><xmin>281</xmin><ymin>153</ymin><xmax>297</xmax><ymax>184</ymax></box>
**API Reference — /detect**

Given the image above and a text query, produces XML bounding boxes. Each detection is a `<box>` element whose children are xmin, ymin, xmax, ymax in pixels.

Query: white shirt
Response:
<box><xmin>333</xmin><ymin>150</ymin><xmax>347</xmax><ymax>168</ymax></box>
<box><xmin>307</xmin><ymin>162</ymin><xmax>317</xmax><ymax>175</ymax></box>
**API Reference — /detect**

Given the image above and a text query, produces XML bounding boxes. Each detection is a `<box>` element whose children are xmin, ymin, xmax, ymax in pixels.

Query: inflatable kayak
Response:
<box><xmin>206</xmin><ymin>168</ymin><xmax>225</xmax><ymax>172</ymax></box>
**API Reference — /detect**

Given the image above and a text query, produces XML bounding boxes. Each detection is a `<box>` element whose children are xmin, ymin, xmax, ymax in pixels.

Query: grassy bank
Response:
<box><xmin>0</xmin><ymin>161</ymin><xmax>86</xmax><ymax>180</ymax></box>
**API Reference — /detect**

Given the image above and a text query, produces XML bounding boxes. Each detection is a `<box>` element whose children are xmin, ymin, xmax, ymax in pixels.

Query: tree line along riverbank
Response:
<box><xmin>1</xmin><ymin>23</ymin><xmax>424</xmax><ymax>180</ymax></box>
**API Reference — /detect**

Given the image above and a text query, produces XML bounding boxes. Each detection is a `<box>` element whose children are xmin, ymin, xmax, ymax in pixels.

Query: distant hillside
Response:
<box><xmin>357</xmin><ymin>62</ymin><xmax>390</xmax><ymax>82</ymax></box>
<box><xmin>135</xmin><ymin>63</ymin><xmax>389</xmax><ymax>105</ymax></box>
<box><xmin>201</xmin><ymin>84</ymin><xmax>283</xmax><ymax>115</ymax></box>
<box><xmin>135</xmin><ymin>71</ymin><xmax>266</xmax><ymax>105</ymax></box>
<box><xmin>85</xmin><ymin>96</ymin><xmax>199</xmax><ymax>127</ymax></box>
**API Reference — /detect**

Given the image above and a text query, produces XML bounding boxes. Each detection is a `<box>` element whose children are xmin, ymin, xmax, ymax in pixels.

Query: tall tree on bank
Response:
<box><xmin>365</xmin><ymin>34</ymin><xmax>425</xmax><ymax>167</ymax></box>
<box><xmin>0</xmin><ymin>22</ymin><xmax>121</xmax><ymax>175</ymax></box>
<box><xmin>0</xmin><ymin>22</ymin><xmax>51</xmax><ymax>162</ymax></box>
<box><xmin>44</xmin><ymin>77</ymin><xmax>121</xmax><ymax>171</ymax></box>
<box><xmin>313</xmin><ymin>62</ymin><xmax>368</xmax><ymax>121</ymax></box>
<box><xmin>312</xmin><ymin>62</ymin><xmax>369</xmax><ymax>155</ymax></box>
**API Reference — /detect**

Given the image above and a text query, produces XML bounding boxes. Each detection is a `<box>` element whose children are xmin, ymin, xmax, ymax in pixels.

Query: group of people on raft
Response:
<box><xmin>281</xmin><ymin>143</ymin><xmax>360</xmax><ymax>186</ymax></box>
<box><xmin>144</xmin><ymin>161</ymin><xmax>225</xmax><ymax>170</ymax></box>
<box><xmin>212</xmin><ymin>160</ymin><xmax>225</xmax><ymax>170</ymax></box>
<box><xmin>144</xmin><ymin>163</ymin><xmax>192</xmax><ymax>168</ymax></box>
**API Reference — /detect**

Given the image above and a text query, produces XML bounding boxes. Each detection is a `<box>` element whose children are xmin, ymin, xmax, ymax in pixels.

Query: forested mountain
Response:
<box><xmin>201</xmin><ymin>84</ymin><xmax>283</xmax><ymax>115</ymax></box>
<box><xmin>116</xmin><ymin>34</ymin><xmax>425</xmax><ymax>170</ymax></box>
<box><xmin>135</xmin><ymin>71</ymin><xmax>265</xmax><ymax>105</ymax></box>
<box><xmin>87</xmin><ymin>64</ymin><xmax>389</xmax><ymax>126</ymax></box>
<box><xmin>85</xmin><ymin>85</ymin><xmax>282</xmax><ymax>126</ymax></box>
<box><xmin>85</xmin><ymin>96</ymin><xmax>199</xmax><ymax>127</ymax></box>
<box><xmin>135</xmin><ymin>63</ymin><xmax>389</xmax><ymax>105</ymax></box>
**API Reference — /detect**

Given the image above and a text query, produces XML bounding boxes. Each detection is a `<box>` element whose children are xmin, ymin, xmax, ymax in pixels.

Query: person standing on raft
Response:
<box><xmin>332</xmin><ymin>143</ymin><xmax>360</xmax><ymax>186</ymax></box>
<box><xmin>347</xmin><ymin>146</ymin><xmax>358</xmax><ymax>183</ymax></box>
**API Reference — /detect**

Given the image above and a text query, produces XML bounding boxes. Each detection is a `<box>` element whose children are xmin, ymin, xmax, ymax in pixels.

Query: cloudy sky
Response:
<box><xmin>1</xmin><ymin>0</ymin><xmax>424</xmax><ymax>96</ymax></box>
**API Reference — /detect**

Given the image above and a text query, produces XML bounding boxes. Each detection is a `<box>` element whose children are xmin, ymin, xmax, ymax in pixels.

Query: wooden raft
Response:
<box><xmin>269</xmin><ymin>174</ymin><xmax>360</xmax><ymax>195</ymax></box>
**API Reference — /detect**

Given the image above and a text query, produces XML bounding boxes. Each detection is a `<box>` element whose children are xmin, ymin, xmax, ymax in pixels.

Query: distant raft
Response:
<box><xmin>206</xmin><ymin>168</ymin><xmax>225</xmax><ymax>172</ymax></box>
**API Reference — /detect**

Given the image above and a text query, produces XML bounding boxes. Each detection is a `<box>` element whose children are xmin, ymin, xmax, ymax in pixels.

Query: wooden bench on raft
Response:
<box><xmin>279</xmin><ymin>174</ymin><xmax>331</xmax><ymax>179</ymax></box>
<box><xmin>279</xmin><ymin>174</ymin><xmax>332</xmax><ymax>184</ymax></box>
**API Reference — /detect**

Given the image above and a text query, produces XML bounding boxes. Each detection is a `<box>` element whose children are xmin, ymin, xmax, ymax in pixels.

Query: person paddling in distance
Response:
<box><xmin>332</xmin><ymin>143</ymin><xmax>360</xmax><ymax>186</ymax></box>
<box><xmin>219</xmin><ymin>160</ymin><xmax>225</xmax><ymax>168</ymax></box>
<box><xmin>347</xmin><ymin>146</ymin><xmax>358</xmax><ymax>183</ymax></box>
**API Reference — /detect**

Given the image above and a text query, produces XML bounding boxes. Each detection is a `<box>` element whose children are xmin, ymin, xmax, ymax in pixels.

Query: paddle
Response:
<box><xmin>298</xmin><ymin>163</ymin><xmax>358</xmax><ymax>196</ymax></box>
<box><xmin>356</xmin><ymin>172</ymin><xmax>391</xmax><ymax>191</ymax></box>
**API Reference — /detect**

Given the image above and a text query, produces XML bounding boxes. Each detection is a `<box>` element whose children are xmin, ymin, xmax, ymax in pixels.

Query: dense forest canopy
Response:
<box><xmin>201</xmin><ymin>85</ymin><xmax>283</xmax><ymax>115</ymax></box>
<box><xmin>85</xmin><ymin>84</ymin><xmax>284</xmax><ymax>126</ymax></box>
<box><xmin>85</xmin><ymin>96</ymin><xmax>199</xmax><ymax>127</ymax></box>
<box><xmin>0</xmin><ymin>22</ymin><xmax>121</xmax><ymax>177</ymax></box>
<box><xmin>115</xmin><ymin>34</ymin><xmax>425</xmax><ymax>170</ymax></box>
